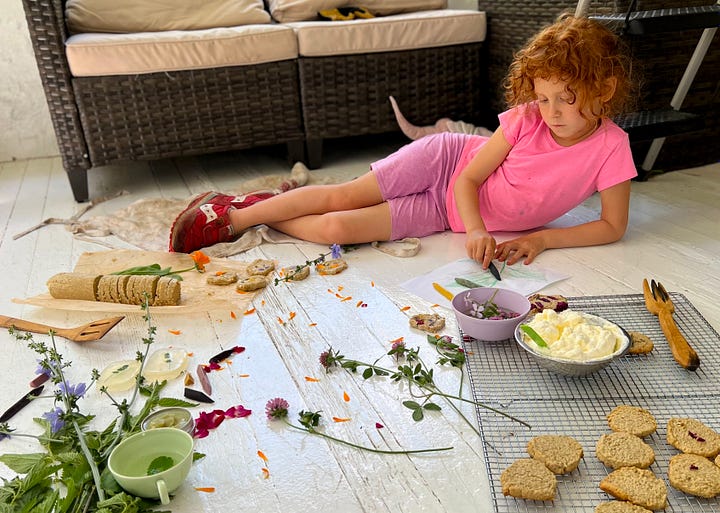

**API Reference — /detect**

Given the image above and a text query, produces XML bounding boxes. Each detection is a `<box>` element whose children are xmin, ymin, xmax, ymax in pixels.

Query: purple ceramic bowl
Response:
<box><xmin>451</xmin><ymin>288</ymin><xmax>531</xmax><ymax>342</ymax></box>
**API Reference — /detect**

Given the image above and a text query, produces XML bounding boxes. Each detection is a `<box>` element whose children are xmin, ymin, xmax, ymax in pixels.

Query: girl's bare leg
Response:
<box><xmin>228</xmin><ymin>170</ymin><xmax>383</xmax><ymax>234</ymax></box>
<box><xmin>267</xmin><ymin>202</ymin><xmax>392</xmax><ymax>244</ymax></box>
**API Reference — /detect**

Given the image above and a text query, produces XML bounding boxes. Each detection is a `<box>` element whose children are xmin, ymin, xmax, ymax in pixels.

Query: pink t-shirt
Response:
<box><xmin>445</xmin><ymin>104</ymin><xmax>637</xmax><ymax>232</ymax></box>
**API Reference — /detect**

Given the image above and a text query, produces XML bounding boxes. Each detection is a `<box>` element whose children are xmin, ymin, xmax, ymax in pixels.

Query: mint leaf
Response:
<box><xmin>146</xmin><ymin>456</ymin><xmax>174</xmax><ymax>476</ymax></box>
<box><xmin>157</xmin><ymin>398</ymin><xmax>198</xmax><ymax>408</ymax></box>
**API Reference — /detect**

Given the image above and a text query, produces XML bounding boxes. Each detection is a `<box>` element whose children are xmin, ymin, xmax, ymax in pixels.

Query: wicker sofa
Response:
<box><xmin>22</xmin><ymin>0</ymin><xmax>487</xmax><ymax>202</ymax></box>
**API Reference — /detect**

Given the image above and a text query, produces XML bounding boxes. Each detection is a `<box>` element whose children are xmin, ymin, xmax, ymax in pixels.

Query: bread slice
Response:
<box><xmin>527</xmin><ymin>435</ymin><xmax>584</xmax><ymax>474</ymax></box>
<box><xmin>596</xmin><ymin>432</ymin><xmax>655</xmax><ymax>469</ymax></box>
<box><xmin>500</xmin><ymin>458</ymin><xmax>556</xmax><ymax>501</ymax></box>
<box><xmin>599</xmin><ymin>467</ymin><xmax>667</xmax><ymax>510</ymax></box>
<box><xmin>667</xmin><ymin>417</ymin><xmax>720</xmax><ymax>458</ymax></box>
<box><xmin>607</xmin><ymin>405</ymin><xmax>657</xmax><ymax>438</ymax></box>
<box><xmin>595</xmin><ymin>501</ymin><xmax>653</xmax><ymax>513</ymax></box>
<box><xmin>668</xmin><ymin>453</ymin><xmax>720</xmax><ymax>498</ymax></box>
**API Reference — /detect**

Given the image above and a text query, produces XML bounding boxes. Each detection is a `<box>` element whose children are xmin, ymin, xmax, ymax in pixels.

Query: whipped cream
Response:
<box><xmin>522</xmin><ymin>309</ymin><xmax>625</xmax><ymax>361</ymax></box>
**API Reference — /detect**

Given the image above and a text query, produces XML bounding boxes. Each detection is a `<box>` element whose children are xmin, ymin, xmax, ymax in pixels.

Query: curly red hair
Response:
<box><xmin>504</xmin><ymin>14</ymin><xmax>633</xmax><ymax>119</ymax></box>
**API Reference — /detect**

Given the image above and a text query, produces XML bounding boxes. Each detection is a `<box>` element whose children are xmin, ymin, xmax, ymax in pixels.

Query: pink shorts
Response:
<box><xmin>371</xmin><ymin>132</ymin><xmax>472</xmax><ymax>240</ymax></box>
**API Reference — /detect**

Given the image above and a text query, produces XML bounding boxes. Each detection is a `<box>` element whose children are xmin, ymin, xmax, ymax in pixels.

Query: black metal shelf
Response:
<box><xmin>614</xmin><ymin>109</ymin><xmax>705</xmax><ymax>141</ymax></box>
<box><xmin>591</xmin><ymin>5</ymin><xmax>720</xmax><ymax>35</ymax></box>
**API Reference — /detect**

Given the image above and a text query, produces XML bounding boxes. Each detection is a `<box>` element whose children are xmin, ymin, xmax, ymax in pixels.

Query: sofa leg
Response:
<box><xmin>306</xmin><ymin>139</ymin><xmax>323</xmax><ymax>169</ymax></box>
<box><xmin>286</xmin><ymin>140</ymin><xmax>306</xmax><ymax>165</ymax></box>
<box><xmin>67</xmin><ymin>167</ymin><xmax>90</xmax><ymax>203</ymax></box>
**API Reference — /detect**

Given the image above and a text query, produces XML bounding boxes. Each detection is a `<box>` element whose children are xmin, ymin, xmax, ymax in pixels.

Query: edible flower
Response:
<box><xmin>111</xmin><ymin>250</ymin><xmax>210</xmax><ymax>281</ymax></box>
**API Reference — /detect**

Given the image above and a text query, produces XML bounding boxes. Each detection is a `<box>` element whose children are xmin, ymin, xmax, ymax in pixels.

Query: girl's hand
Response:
<box><xmin>465</xmin><ymin>229</ymin><xmax>497</xmax><ymax>268</ymax></box>
<box><xmin>495</xmin><ymin>233</ymin><xmax>547</xmax><ymax>265</ymax></box>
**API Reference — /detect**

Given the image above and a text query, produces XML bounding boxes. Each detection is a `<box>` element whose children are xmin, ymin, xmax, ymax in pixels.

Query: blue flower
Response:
<box><xmin>58</xmin><ymin>382</ymin><xmax>87</xmax><ymax>399</ymax></box>
<box><xmin>42</xmin><ymin>407</ymin><xmax>65</xmax><ymax>433</ymax></box>
<box><xmin>35</xmin><ymin>360</ymin><xmax>52</xmax><ymax>378</ymax></box>
<box><xmin>330</xmin><ymin>244</ymin><xmax>342</xmax><ymax>259</ymax></box>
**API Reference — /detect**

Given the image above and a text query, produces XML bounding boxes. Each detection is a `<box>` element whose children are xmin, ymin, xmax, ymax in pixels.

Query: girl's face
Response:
<box><xmin>533</xmin><ymin>77</ymin><xmax>599</xmax><ymax>146</ymax></box>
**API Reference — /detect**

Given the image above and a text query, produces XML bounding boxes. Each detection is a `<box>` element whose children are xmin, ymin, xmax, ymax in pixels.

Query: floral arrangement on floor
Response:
<box><xmin>0</xmin><ymin>301</ymin><xmax>199</xmax><ymax>513</ymax></box>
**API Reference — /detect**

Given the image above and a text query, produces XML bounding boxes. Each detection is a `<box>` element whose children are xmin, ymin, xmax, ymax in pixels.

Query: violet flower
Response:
<box><xmin>42</xmin><ymin>407</ymin><xmax>66</xmax><ymax>433</ymax></box>
<box><xmin>265</xmin><ymin>398</ymin><xmax>289</xmax><ymax>420</ymax></box>
<box><xmin>330</xmin><ymin>244</ymin><xmax>342</xmax><ymax>259</ymax></box>
<box><xmin>58</xmin><ymin>381</ymin><xmax>87</xmax><ymax>399</ymax></box>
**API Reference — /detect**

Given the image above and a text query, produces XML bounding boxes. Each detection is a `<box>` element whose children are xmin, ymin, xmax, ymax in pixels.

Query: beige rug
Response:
<box><xmin>71</xmin><ymin>163</ymin><xmax>325</xmax><ymax>257</ymax></box>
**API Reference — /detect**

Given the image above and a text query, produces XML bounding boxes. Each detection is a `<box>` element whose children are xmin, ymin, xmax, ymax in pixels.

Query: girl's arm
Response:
<box><xmin>495</xmin><ymin>180</ymin><xmax>632</xmax><ymax>265</ymax></box>
<box><xmin>453</xmin><ymin>127</ymin><xmax>512</xmax><ymax>268</ymax></box>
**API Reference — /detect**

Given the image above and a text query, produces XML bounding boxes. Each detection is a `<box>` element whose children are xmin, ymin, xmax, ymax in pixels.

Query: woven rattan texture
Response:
<box><xmin>299</xmin><ymin>43</ymin><xmax>487</xmax><ymax>139</ymax></box>
<box><xmin>462</xmin><ymin>293</ymin><xmax>720</xmax><ymax>512</ymax></box>
<box><xmin>22</xmin><ymin>0</ymin><xmax>91</xmax><ymax>174</ymax></box>
<box><xmin>73</xmin><ymin>61</ymin><xmax>304</xmax><ymax>166</ymax></box>
<box><xmin>476</xmin><ymin>0</ymin><xmax>720</xmax><ymax>170</ymax></box>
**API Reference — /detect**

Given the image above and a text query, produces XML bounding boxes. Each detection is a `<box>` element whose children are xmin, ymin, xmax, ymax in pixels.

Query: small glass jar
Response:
<box><xmin>141</xmin><ymin>407</ymin><xmax>194</xmax><ymax>436</ymax></box>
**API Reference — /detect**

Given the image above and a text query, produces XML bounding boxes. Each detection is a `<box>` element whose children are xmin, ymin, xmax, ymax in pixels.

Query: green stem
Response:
<box><xmin>283</xmin><ymin>420</ymin><xmax>452</xmax><ymax>454</ymax></box>
<box><xmin>0</xmin><ymin>431</ymin><xmax>64</xmax><ymax>443</ymax></box>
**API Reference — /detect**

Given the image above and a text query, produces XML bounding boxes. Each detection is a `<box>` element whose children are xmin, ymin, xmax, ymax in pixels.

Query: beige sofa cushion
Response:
<box><xmin>66</xmin><ymin>25</ymin><xmax>297</xmax><ymax>77</ymax></box>
<box><xmin>267</xmin><ymin>0</ymin><xmax>447</xmax><ymax>23</ymax></box>
<box><xmin>66</xmin><ymin>0</ymin><xmax>271</xmax><ymax>34</ymax></box>
<box><xmin>288</xmin><ymin>10</ymin><xmax>486</xmax><ymax>57</ymax></box>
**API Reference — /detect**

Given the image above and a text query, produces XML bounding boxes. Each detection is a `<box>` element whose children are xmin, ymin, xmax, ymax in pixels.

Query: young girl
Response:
<box><xmin>170</xmin><ymin>14</ymin><xmax>636</xmax><ymax>270</ymax></box>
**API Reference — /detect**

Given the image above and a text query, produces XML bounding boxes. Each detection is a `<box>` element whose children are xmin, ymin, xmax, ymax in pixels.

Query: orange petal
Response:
<box><xmin>327</xmin><ymin>289</ymin><xmax>334</xmax><ymax>294</ymax></box>
<box><xmin>257</xmin><ymin>450</ymin><xmax>268</xmax><ymax>462</ymax></box>
<box><xmin>400</xmin><ymin>306</ymin><xmax>411</xmax><ymax>311</ymax></box>
<box><xmin>261</xmin><ymin>468</ymin><xmax>270</xmax><ymax>479</ymax></box>
<box><xmin>340</xmin><ymin>296</ymin><xmax>352</xmax><ymax>302</ymax></box>
<box><xmin>338</xmin><ymin>285</ymin><xmax>344</xmax><ymax>292</ymax></box>
<box><xmin>288</xmin><ymin>311</ymin><xmax>296</xmax><ymax>320</ymax></box>
<box><xmin>304</xmin><ymin>376</ymin><xmax>320</xmax><ymax>382</ymax></box>
<box><xmin>332</xmin><ymin>417</ymin><xmax>351</xmax><ymax>423</ymax></box>
<box><xmin>238</xmin><ymin>374</ymin><xmax>250</xmax><ymax>378</ymax></box>
<box><xmin>261</xmin><ymin>300</ymin><xmax>265</xmax><ymax>306</ymax></box>
<box><xmin>195</xmin><ymin>487</ymin><xmax>215</xmax><ymax>493</ymax></box>
<box><xmin>186</xmin><ymin>352</ymin><xmax>194</xmax><ymax>357</ymax></box>
<box><xmin>335</xmin><ymin>293</ymin><xmax>342</xmax><ymax>298</ymax></box>
<box><xmin>356</xmin><ymin>300</ymin><xmax>363</xmax><ymax>307</ymax></box>
<box><xmin>277</xmin><ymin>317</ymin><xmax>285</xmax><ymax>325</ymax></box>
<box><xmin>244</xmin><ymin>308</ymin><xmax>256</xmax><ymax>315</ymax></box>
<box><xmin>308</xmin><ymin>323</ymin><xmax>317</xmax><ymax>327</ymax></box>
<box><xmin>371</xmin><ymin>281</ymin><xmax>375</xmax><ymax>287</ymax></box>
<box><xmin>230</xmin><ymin>311</ymin><xmax>237</xmax><ymax>319</ymax></box>
<box><xmin>215</xmin><ymin>271</ymin><xmax>226</xmax><ymax>276</ymax></box>
<box><xmin>390</xmin><ymin>336</ymin><xmax>404</xmax><ymax>344</ymax></box>
<box><xmin>168</xmin><ymin>329</ymin><xmax>181</xmax><ymax>335</ymax></box>
<box><xmin>431</xmin><ymin>303</ymin><xmax>440</xmax><ymax>308</ymax></box>
<box><xmin>343</xmin><ymin>391</ymin><xmax>350</xmax><ymax>402</ymax></box>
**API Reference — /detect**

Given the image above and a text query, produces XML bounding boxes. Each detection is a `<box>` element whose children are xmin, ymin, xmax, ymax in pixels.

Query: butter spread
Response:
<box><xmin>522</xmin><ymin>309</ymin><xmax>625</xmax><ymax>361</ymax></box>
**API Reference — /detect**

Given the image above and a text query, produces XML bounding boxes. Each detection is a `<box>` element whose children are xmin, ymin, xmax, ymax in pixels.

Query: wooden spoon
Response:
<box><xmin>0</xmin><ymin>315</ymin><xmax>125</xmax><ymax>342</ymax></box>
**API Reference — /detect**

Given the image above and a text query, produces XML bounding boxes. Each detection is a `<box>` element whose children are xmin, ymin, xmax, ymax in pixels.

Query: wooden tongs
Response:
<box><xmin>642</xmin><ymin>279</ymin><xmax>700</xmax><ymax>371</ymax></box>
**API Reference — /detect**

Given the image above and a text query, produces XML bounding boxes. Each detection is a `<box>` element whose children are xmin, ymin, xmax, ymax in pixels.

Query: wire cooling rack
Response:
<box><xmin>462</xmin><ymin>293</ymin><xmax>720</xmax><ymax>513</ymax></box>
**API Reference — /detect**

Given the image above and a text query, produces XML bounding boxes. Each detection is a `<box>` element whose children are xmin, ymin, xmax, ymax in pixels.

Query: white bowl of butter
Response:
<box><xmin>514</xmin><ymin>309</ymin><xmax>630</xmax><ymax>376</ymax></box>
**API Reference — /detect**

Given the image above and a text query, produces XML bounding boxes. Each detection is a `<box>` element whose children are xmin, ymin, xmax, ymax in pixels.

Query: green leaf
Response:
<box><xmin>520</xmin><ymin>325</ymin><xmax>548</xmax><ymax>348</ymax></box>
<box><xmin>423</xmin><ymin>403</ymin><xmax>442</xmax><ymax>411</ymax></box>
<box><xmin>362</xmin><ymin>368</ymin><xmax>373</xmax><ymax>379</ymax></box>
<box><xmin>454</xmin><ymin>277</ymin><xmax>481</xmax><ymax>288</ymax></box>
<box><xmin>157</xmin><ymin>398</ymin><xmax>198</xmax><ymax>408</ymax></box>
<box><xmin>402</xmin><ymin>400</ymin><xmax>421</xmax><ymax>410</ymax></box>
<box><xmin>192</xmin><ymin>452</ymin><xmax>206</xmax><ymax>462</ymax></box>
<box><xmin>411</xmin><ymin>408</ymin><xmax>424</xmax><ymax>421</ymax></box>
<box><xmin>0</xmin><ymin>453</ymin><xmax>45</xmax><ymax>474</ymax></box>
<box><xmin>146</xmin><ymin>456</ymin><xmax>174</xmax><ymax>476</ymax></box>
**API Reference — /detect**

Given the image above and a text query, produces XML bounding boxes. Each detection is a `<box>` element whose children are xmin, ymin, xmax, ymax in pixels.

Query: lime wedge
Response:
<box><xmin>520</xmin><ymin>325</ymin><xmax>548</xmax><ymax>348</ymax></box>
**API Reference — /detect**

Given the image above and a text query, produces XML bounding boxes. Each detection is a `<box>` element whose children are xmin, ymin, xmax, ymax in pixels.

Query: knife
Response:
<box><xmin>488</xmin><ymin>261</ymin><xmax>502</xmax><ymax>281</ymax></box>
<box><xmin>0</xmin><ymin>385</ymin><xmax>45</xmax><ymax>423</ymax></box>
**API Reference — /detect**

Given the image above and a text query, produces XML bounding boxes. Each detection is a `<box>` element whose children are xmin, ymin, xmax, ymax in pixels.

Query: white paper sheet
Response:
<box><xmin>401</xmin><ymin>258</ymin><xmax>569</xmax><ymax>309</ymax></box>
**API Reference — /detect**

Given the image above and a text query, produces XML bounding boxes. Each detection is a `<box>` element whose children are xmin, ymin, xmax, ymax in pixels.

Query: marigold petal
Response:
<box><xmin>257</xmin><ymin>450</ymin><xmax>268</xmax><ymax>462</ymax></box>
<box><xmin>304</xmin><ymin>376</ymin><xmax>320</xmax><ymax>382</ymax></box>
<box><xmin>340</xmin><ymin>296</ymin><xmax>352</xmax><ymax>302</ymax></box>
<box><xmin>338</xmin><ymin>285</ymin><xmax>344</xmax><ymax>292</ymax></box>
<box><xmin>244</xmin><ymin>308</ymin><xmax>256</xmax><ymax>315</ymax></box>
<box><xmin>343</xmin><ymin>391</ymin><xmax>350</xmax><ymax>402</ymax></box>
<box><xmin>431</xmin><ymin>303</ymin><xmax>440</xmax><ymax>308</ymax></box>
<box><xmin>277</xmin><ymin>317</ymin><xmax>285</xmax><ymax>325</ymax></box>
<box><xmin>400</xmin><ymin>306</ymin><xmax>411</xmax><ymax>311</ymax></box>
<box><xmin>288</xmin><ymin>311</ymin><xmax>296</xmax><ymax>320</ymax></box>
<box><xmin>191</xmin><ymin>250</ymin><xmax>211</xmax><ymax>265</ymax></box>
<box><xmin>356</xmin><ymin>300</ymin><xmax>363</xmax><ymax>307</ymax></box>
<box><xmin>238</xmin><ymin>374</ymin><xmax>250</xmax><ymax>378</ymax></box>
<box><xmin>332</xmin><ymin>417</ymin><xmax>351</xmax><ymax>423</ymax></box>
<box><xmin>308</xmin><ymin>323</ymin><xmax>317</xmax><ymax>327</ymax></box>
<box><xmin>261</xmin><ymin>468</ymin><xmax>270</xmax><ymax>479</ymax></box>
<box><xmin>215</xmin><ymin>271</ymin><xmax>226</xmax><ymax>276</ymax></box>
<box><xmin>261</xmin><ymin>300</ymin><xmax>265</xmax><ymax>306</ymax></box>
<box><xmin>390</xmin><ymin>337</ymin><xmax>404</xmax><ymax>344</ymax></box>
<box><xmin>168</xmin><ymin>329</ymin><xmax>181</xmax><ymax>335</ymax></box>
<box><xmin>230</xmin><ymin>311</ymin><xmax>237</xmax><ymax>319</ymax></box>
<box><xmin>195</xmin><ymin>487</ymin><xmax>215</xmax><ymax>493</ymax></box>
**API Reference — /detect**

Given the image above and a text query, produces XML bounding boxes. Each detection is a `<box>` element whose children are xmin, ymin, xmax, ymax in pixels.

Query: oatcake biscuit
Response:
<box><xmin>627</xmin><ymin>331</ymin><xmax>654</xmax><ymax>355</ymax></box>
<box><xmin>526</xmin><ymin>435</ymin><xmax>584</xmax><ymax>474</ymax></box>
<box><xmin>599</xmin><ymin>467</ymin><xmax>667</xmax><ymax>511</ymax></box>
<box><xmin>315</xmin><ymin>258</ymin><xmax>348</xmax><ymax>275</ymax></box>
<box><xmin>527</xmin><ymin>294</ymin><xmax>569</xmax><ymax>315</ymax></box>
<box><xmin>127</xmin><ymin>275</ymin><xmax>159</xmax><ymax>305</ymax></box>
<box><xmin>668</xmin><ymin>453</ymin><xmax>720</xmax><ymax>498</ymax></box>
<box><xmin>595</xmin><ymin>501</ymin><xmax>653</xmax><ymax>513</ymax></box>
<box><xmin>206</xmin><ymin>271</ymin><xmax>239</xmax><ymax>285</ymax></box>
<box><xmin>281</xmin><ymin>265</ymin><xmax>310</xmax><ymax>282</ymax></box>
<box><xmin>409</xmin><ymin>314</ymin><xmax>445</xmax><ymax>333</ymax></box>
<box><xmin>607</xmin><ymin>405</ymin><xmax>657</xmax><ymax>438</ymax></box>
<box><xmin>716</xmin><ymin>453</ymin><xmax>720</xmax><ymax>467</ymax></box>
<box><xmin>153</xmin><ymin>277</ymin><xmax>181</xmax><ymax>306</ymax></box>
<box><xmin>667</xmin><ymin>418</ymin><xmax>720</xmax><ymax>458</ymax></box>
<box><xmin>596</xmin><ymin>432</ymin><xmax>655</xmax><ymax>469</ymax></box>
<box><xmin>246</xmin><ymin>259</ymin><xmax>275</xmax><ymax>276</ymax></box>
<box><xmin>236</xmin><ymin>275</ymin><xmax>267</xmax><ymax>292</ymax></box>
<box><xmin>47</xmin><ymin>272</ymin><xmax>101</xmax><ymax>301</ymax></box>
<box><xmin>500</xmin><ymin>458</ymin><xmax>557</xmax><ymax>501</ymax></box>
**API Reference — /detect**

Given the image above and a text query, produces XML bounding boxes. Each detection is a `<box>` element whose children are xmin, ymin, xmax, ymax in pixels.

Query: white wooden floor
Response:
<box><xmin>1</xmin><ymin>135</ymin><xmax>719</xmax><ymax>513</ymax></box>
